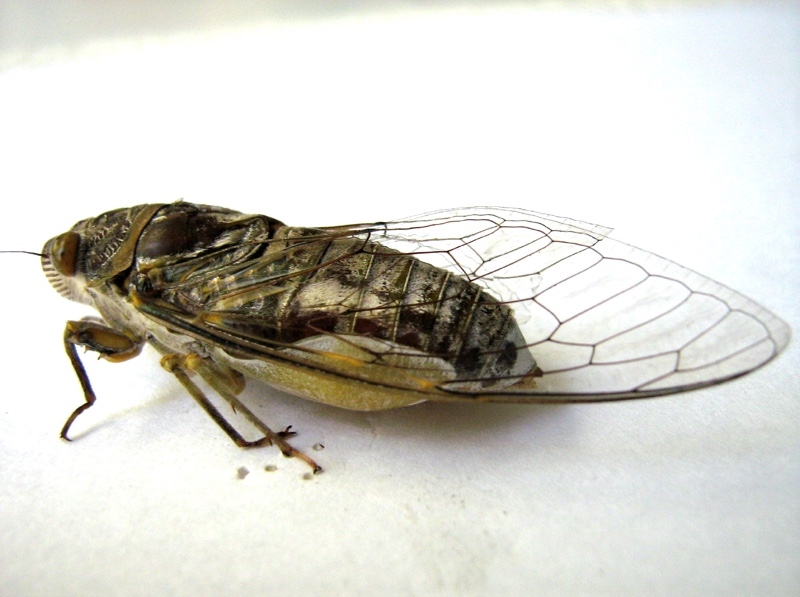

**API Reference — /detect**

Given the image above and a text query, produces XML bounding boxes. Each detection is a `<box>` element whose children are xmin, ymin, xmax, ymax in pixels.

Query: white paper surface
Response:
<box><xmin>1</xmin><ymin>2</ymin><xmax>797</xmax><ymax>596</ymax></box>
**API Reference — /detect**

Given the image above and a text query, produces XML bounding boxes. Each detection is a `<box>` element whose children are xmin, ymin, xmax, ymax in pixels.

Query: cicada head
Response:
<box><xmin>41</xmin><ymin>204</ymin><xmax>164</xmax><ymax>305</ymax></box>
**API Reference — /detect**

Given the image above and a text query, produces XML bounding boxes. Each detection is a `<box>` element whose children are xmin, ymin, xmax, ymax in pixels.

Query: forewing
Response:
<box><xmin>135</xmin><ymin>206</ymin><xmax>789</xmax><ymax>403</ymax></box>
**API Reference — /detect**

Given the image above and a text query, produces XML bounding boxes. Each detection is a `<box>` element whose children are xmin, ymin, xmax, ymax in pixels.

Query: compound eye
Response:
<box><xmin>50</xmin><ymin>232</ymin><xmax>81</xmax><ymax>277</ymax></box>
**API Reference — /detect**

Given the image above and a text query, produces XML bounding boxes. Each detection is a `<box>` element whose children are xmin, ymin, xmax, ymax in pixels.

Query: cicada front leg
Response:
<box><xmin>161</xmin><ymin>354</ymin><xmax>322</xmax><ymax>474</ymax></box>
<box><xmin>61</xmin><ymin>319</ymin><xmax>144</xmax><ymax>440</ymax></box>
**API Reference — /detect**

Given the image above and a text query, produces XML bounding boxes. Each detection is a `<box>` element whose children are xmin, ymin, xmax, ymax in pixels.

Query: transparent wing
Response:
<box><xmin>317</xmin><ymin>206</ymin><xmax>790</xmax><ymax>401</ymax></box>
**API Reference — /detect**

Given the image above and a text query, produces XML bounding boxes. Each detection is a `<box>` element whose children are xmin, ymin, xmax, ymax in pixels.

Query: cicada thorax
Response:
<box><xmin>139</xmin><ymin>211</ymin><xmax>537</xmax><ymax>391</ymax></box>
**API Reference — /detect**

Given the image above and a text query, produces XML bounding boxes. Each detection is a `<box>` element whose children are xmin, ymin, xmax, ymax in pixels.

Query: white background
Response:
<box><xmin>0</xmin><ymin>2</ymin><xmax>797</xmax><ymax>596</ymax></box>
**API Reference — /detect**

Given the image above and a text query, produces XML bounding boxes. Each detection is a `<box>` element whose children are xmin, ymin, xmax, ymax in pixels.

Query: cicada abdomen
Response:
<box><xmin>255</xmin><ymin>227</ymin><xmax>536</xmax><ymax>389</ymax></box>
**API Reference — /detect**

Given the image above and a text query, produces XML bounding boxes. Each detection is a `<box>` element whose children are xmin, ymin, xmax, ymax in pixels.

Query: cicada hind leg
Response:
<box><xmin>160</xmin><ymin>354</ymin><xmax>322</xmax><ymax>474</ymax></box>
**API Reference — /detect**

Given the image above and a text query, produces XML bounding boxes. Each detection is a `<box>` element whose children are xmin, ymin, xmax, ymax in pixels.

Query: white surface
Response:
<box><xmin>0</xmin><ymin>3</ymin><xmax>798</xmax><ymax>596</ymax></box>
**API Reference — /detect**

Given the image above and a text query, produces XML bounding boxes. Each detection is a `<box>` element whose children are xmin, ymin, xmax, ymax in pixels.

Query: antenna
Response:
<box><xmin>0</xmin><ymin>250</ymin><xmax>44</xmax><ymax>257</ymax></box>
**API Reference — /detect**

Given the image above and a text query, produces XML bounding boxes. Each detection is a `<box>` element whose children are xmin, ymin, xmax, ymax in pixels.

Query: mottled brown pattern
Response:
<box><xmin>132</xmin><ymin>205</ymin><xmax>531</xmax><ymax>382</ymax></box>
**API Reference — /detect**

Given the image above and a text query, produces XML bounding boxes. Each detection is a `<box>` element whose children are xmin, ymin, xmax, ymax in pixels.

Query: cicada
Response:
<box><xmin>39</xmin><ymin>202</ymin><xmax>790</xmax><ymax>472</ymax></box>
